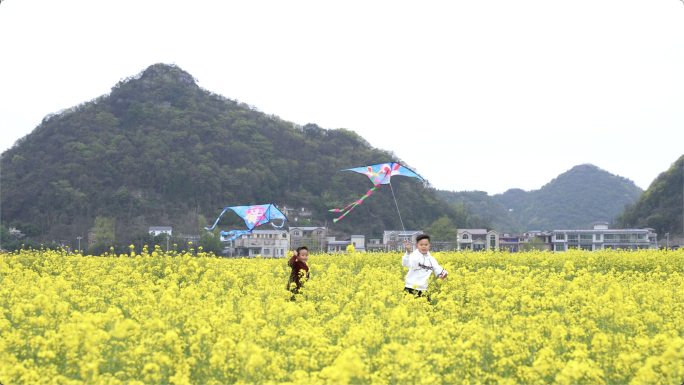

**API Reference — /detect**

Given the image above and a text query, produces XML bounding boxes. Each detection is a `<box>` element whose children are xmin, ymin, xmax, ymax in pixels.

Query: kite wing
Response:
<box><xmin>331</xmin><ymin>163</ymin><xmax>424</xmax><ymax>222</ymax></box>
<box><xmin>341</xmin><ymin>163</ymin><xmax>424</xmax><ymax>185</ymax></box>
<box><xmin>205</xmin><ymin>204</ymin><xmax>288</xmax><ymax>242</ymax></box>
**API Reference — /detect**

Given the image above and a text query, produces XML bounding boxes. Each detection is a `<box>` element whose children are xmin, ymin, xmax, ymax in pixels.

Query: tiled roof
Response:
<box><xmin>383</xmin><ymin>230</ymin><xmax>422</xmax><ymax>236</ymax></box>
<box><xmin>290</xmin><ymin>227</ymin><xmax>326</xmax><ymax>231</ymax></box>
<box><xmin>553</xmin><ymin>229</ymin><xmax>649</xmax><ymax>233</ymax></box>
<box><xmin>458</xmin><ymin>229</ymin><xmax>488</xmax><ymax>235</ymax></box>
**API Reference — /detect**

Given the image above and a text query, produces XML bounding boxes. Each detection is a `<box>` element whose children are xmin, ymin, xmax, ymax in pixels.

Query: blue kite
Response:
<box><xmin>205</xmin><ymin>204</ymin><xmax>288</xmax><ymax>242</ymax></box>
<box><xmin>330</xmin><ymin>163</ymin><xmax>424</xmax><ymax>223</ymax></box>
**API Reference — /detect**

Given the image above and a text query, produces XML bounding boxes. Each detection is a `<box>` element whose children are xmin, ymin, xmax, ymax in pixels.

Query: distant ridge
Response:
<box><xmin>439</xmin><ymin>164</ymin><xmax>643</xmax><ymax>233</ymax></box>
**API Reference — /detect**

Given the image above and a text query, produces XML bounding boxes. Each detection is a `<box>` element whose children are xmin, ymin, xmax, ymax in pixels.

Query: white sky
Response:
<box><xmin>1</xmin><ymin>0</ymin><xmax>682</xmax><ymax>195</ymax></box>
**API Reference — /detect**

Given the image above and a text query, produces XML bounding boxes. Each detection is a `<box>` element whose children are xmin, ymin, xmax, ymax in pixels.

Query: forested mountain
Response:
<box><xmin>495</xmin><ymin>164</ymin><xmax>643</xmax><ymax>230</ymax></box>
<box><xmin>436</xmin><ymin>190</ymin><xmax>524</xmax><ymax>234</ymax></box>
<box><xmin>1</xmin><ymin>63</ymin><xmax>464</xmax><ymax>252</ymax></box>
<box><xmin>439</xmin><ymin>164</ymin><xmax>643</xmax><ymax>234</ymax></box>
<box><xmin>616</xmin><ymin>155</ymin><xmax>683</xmax><ymax>237</ymax></box>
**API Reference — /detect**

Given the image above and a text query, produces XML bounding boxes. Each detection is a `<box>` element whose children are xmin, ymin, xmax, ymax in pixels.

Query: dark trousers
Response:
<box><xmin>404</xmin><ymin>287</ymin><xmax>431</xmax><ymax>301</ymax></box>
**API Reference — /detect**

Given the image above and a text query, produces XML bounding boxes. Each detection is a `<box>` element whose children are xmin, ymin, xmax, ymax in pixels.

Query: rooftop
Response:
<box><xmin>553</xmin><ymin>229</ymin><xmax>650</xmax><ymax>233</ymax></box>
<box><xmin>290</xmin><ymin>227</ymin><xmax>326</xmax><ymax>231</ymax></box>
<box><xmin>458</xmin><ymin>229</ymin><xmax>488</xmax><ymax>235</ymax></box>
<box><xmin>384</xmin><ymin>230</ymin><xmax>423</xmax><ymax>236</ymax></box>
<box><xmin>250</xmin><ymin>230</ymin><xmax>288</xmax><ymax>234</ymax></box>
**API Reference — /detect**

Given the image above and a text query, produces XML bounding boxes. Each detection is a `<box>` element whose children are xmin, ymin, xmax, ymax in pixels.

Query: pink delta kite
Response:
<box><xmin>330</xmin><ymin>163</ymin><xmax>424</xmax><ymax>223</ymax></box>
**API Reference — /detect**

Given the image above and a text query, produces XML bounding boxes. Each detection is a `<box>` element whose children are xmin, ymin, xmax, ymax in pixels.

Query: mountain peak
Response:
<box><xmin>138</xmin><ymin>63</ymin><xmax>198</xmax><ymax>86</ymax></box>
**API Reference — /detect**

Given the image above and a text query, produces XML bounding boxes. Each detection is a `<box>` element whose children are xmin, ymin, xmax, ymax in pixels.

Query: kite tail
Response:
<box><xmin>205</xmin><ymin>208</ymin><xmax>229</xmax><ymax>231</ymax></box>
<box><xmin>220</xmin><ymin>230</ymin><xmax>252</xmax><ymax>242</ymax></box>
<box><xmin>331</xmin><ymin>184</ymin><xmax>380</xmax><ymax>223</ymax></box>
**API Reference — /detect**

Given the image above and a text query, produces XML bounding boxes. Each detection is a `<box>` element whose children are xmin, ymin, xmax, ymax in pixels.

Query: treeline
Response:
<box><xmin>616</xmin><ymin>155</ymin><xmax>683</xmax><ymax>236</ymax></box>
<box><xmin>1</xmin><ymin>63</ymin><xmax>466</xmax><ymax>252</ymax></box>
<box><xmin>437</xmin><ymin>190</ymin><xmax>522</xmax><ymax>234</ymax></box>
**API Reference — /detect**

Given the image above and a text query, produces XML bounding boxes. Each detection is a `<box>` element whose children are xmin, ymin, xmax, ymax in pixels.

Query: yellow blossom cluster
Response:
<box><xmin>1</xmin><ymin>247</ymin><xmax>682</xmax><ymax>384</ymax></box>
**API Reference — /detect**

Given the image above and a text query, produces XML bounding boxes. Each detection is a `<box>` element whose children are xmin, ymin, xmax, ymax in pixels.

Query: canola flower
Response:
<box><xmin>1</xmin><ymin>247</ymin><xmax>682</xmax><ymax>384</ymax></box>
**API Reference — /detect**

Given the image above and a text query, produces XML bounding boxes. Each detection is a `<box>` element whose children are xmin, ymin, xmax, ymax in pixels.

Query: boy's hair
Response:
<box><xmin>416</xmin><ymin>234</ymin><xmax>431</xmax><ymax>243</ymax></box>
<box><xmin>296</xmin><ymin>246</ymin><xmax>309</xmax><ymax>254</ymax></box>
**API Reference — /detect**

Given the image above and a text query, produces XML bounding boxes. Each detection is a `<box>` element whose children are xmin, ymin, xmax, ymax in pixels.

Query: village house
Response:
<box><xmin>552</xmin><ymin>222</ymin><xmax>657</xmax><ymax>252</ymax></box>
<box><xmin>223</xmin><ymin>230</ymin><xmax>290</xmax><ymax>258</ymax></box>
<box><xmin>149</xmin><ymin>226</ymin><xmax>172</xmax><ymax>236</ymax></box>
<box><xmin>366</xmin><ymin>238</ymin><xmax>385</xmax><ymax>253</ymax></box>
<box><xmin>383</xmin><ymin>230</ymin><xmax>423</xmax><ymax>252</ymax></box>
<box><xmin>327</xmin><ymin>235</ymin><xmax>366</xmax><ymax>253</ymax></box>
<box><xmin>290</xmin><ymin>226</ymin><xmax>327</xmax><ymax>252</ymax></box>
<box><xmin>457</xmin><ymin>229</ymin><xmax>499</xmax><ymax>251</ymax></box>
<box><xmin>498</xmin><ymin>234</ymin><xmax>531</xmax><ymax>253</ymax></box>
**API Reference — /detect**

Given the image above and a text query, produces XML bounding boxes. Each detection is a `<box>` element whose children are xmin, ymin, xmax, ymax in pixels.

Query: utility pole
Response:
<box><xmin>77</xmin><ymin>236</ymin><xmax>82</xmax><ymax>254</ymax></box>
<box><xmin>665</xmin><ymin>232</ymin><xmax>669</xmax><ymax>249</ymax></box>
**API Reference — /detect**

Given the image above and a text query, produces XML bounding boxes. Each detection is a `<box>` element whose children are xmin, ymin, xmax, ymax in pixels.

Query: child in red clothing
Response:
<box><xmin>287</xmin><ymin>246</ymin><xmax>310</xmax><ymax>295</ymax></box>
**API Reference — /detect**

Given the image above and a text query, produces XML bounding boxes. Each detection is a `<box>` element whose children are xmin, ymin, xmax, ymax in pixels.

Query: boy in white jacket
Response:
<box><xmin>402</xmin><ymin>234</ymin><xmax>448</xmax><ymax>300</ymax></box>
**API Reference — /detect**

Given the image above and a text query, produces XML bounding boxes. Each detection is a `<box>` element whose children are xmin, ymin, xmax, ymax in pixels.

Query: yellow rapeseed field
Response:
<box><xmin>1</xmin><ymin>247</ymin><xmax>682</xmax><ymax>384</ymax></box>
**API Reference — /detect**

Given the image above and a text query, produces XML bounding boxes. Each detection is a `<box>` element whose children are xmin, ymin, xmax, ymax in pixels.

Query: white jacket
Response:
<box><xmin>402</xmin><ymin>249</ymin><xmax>447</xmax><ymax>291</ymax></box>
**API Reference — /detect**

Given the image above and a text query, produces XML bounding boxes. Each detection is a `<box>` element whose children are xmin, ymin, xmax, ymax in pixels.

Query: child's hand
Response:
<box><xmin>405</xmin><ymin>244</ymin><xmax>412</xmax><ymax>254</ymax></box>
<box><xmin>439</xmin><ymin>270</ymin><xmax>448</xmax><ymax>279</ymax></box>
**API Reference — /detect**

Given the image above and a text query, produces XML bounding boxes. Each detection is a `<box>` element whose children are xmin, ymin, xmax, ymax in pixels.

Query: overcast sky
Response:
<box><xmin>1</xmin><ymin>0</ymin><xmax>682</xmax><ymax>196</ymax></box>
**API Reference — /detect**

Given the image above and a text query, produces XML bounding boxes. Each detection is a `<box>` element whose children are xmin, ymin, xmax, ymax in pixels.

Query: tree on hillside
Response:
<box><xmin>94</xmin><ymin>216</ymin><xmax>115</xmax><ymax>247</ymax></box>
<box><xmin>616</xmin><ymin>155</ymin><xmax>683</xmax><ymax>236</ymax></box>
<box><xmin>425</xmin><ymin>217</ymin><xmax>459</xmax><ymax>251</ymax></box>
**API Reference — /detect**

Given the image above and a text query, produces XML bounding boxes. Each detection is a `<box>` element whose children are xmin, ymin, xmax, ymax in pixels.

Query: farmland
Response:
<box><xmin>1</xmin><ymin>248</ymin><xmax>682</xmax><ymax>384</ymax></box>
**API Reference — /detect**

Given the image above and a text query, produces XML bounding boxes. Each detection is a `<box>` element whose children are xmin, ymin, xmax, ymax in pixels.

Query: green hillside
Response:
<box><xmin>436</xmin><ymin>190</ymin><xmax>524</xmax><ymax>234</ymax></box>
<box><xmin>437</xmin><ymin>165</ymin><xmax>643</xmax><ymax>234</ymax></box>
<box><xmin>494</xmin><ymin>164</ymin><xmax>643</xmax><ymax>230</ymax></box>
<box><xmin>616</xmin><ymin>155</ymin><xmax>683</xmax><ymax>237</ymax></box>
<box><xmin>1</xmin><ymin>63</ymin><xmax>461</xmax><ymax>251</ymax></box>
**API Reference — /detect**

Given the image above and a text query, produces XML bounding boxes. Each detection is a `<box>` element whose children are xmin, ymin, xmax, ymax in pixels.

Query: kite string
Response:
<box><xmin>389</xmin><ymin>182</ymin><xmax>406</xmax><ymax>234</ymax></box>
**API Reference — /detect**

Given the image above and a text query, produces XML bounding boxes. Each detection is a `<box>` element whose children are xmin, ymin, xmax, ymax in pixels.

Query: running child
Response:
<box><xmin>402</xmin><ymin>234</ymin><xmax>448</xmax><ymax>300</ymax></box>
<box><xmin>287</xmin><ymin>246</ymin><xmax>310</xmax><ymax>295</ymax></box>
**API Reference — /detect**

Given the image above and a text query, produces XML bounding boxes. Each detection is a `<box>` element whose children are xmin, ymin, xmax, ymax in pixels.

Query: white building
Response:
<box><xmin>383</xmin><ymin>230</ymin><xmax>423</xmax><ymax>252</ymax></box>
<box><xmin>224</xmin><ymin>230</ymin><xmax>290</xmax><ymax>258</ymax></box>
<box><xmin>552</xmin><ymin>222</ymin><xmax>657</xmax><ymax>252</ymax></box>
<box><xmin>457</xmin><ymin>229</ymin><xmax>499</xmax><ymax>251</ymax></box>
<box><xmin>327</xmin><ymin>235</ymin><xmax>366</xmax><ymax>253</ymax></box>
<box><xmin>149</xmin><ymin>226</ymin><xmax>172</xmax><ymax>236</ymax></box>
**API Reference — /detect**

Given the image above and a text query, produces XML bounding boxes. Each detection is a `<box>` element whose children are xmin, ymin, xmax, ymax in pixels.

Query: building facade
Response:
<box><xmin>523</xmin><ymin>231</ymin><xmax>554</xmax><ymax>252</ymax></box>
<box><xmin>498</xmin><ymin>235</ymin><xmax>531</xmax><ymax>253</ymax></box>
<box><xmin>552</xmin><ymin>222</ymin><xmax>657</xmax><ymax>252</ymax></box>
<box><xmin>458</xmin><ymin>229</ymin><xmax>499</xmax><ymax>251</ymax></box>
<box><xmin>383</xmin><ymin>230</ymin><xmax>423</xmax><ymax>252</ymax></box>
<box><xmin>290</xmin><ymin>227</ymin><xmax>328</xmax><ymax>252</ymax></box>
<box><xmin>149</xmin><ymin>226</ymin><xmax>172</xmax><ymax>236</ymax></box>
<box><xmin>366</xmin><ymin>238</ymin><xmax>386</xmax><ymax>253</ymax></box>
<box><xmin>327</xmin><ymin>235</ymin><xmax>366</xmax><ymax>253</ymax></box>
<box><xmin>224</xmin><ymin>230</ymin><xmax>290</xmax><ymax>258</ymax></box>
